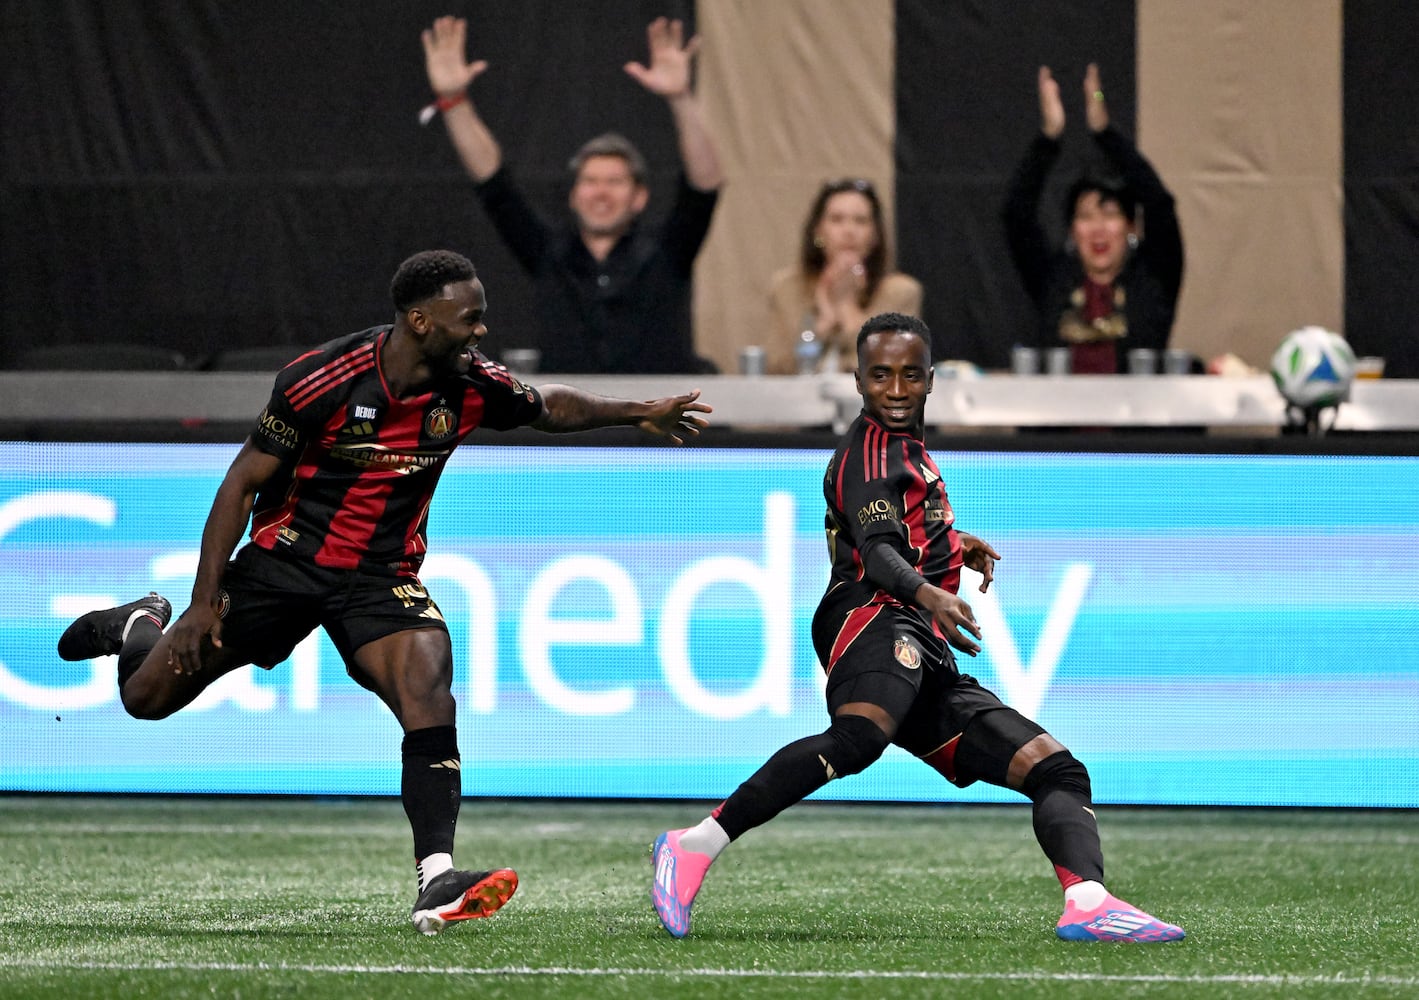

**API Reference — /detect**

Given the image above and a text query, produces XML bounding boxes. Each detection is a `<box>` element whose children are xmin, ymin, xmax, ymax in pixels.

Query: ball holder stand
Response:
<box><xmin>1282</xmin><ymin>403</ymin><xmax>1342</xmax><ymax>437</ymax></box>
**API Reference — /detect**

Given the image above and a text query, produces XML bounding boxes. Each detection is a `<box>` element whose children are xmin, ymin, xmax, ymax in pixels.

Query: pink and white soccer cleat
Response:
<box><xmin>1056</xmin><ymin>893</ymin><xmax>1185</xmax><ymax>942</ymax></box>
<box><xmin>650</xmin><ymin>829</ymin><xmax>712</xmax><ymax>938</ymax></box>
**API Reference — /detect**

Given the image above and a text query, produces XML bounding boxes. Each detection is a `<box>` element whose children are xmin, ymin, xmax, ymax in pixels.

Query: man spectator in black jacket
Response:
<box><xmin>422</xmin><ymin>15</ymin><xmax>723</xmax><ymax>374</ymax></box>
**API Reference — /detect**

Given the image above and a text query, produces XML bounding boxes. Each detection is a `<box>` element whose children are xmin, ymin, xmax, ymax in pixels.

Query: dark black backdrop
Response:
<box><xmin>894</xmin><ymin>0</ymin><xmax>1136</xmax><ymax>369</ymax></box>
<box><xmin>1343</xmin><ymin>1</ymin><xmax>1419</xmax><ymax>379</ymax></box>
<box><xmin>2</xmin><ymin>2</ymin><xmax>1416</xmax><ymax>377</ymax></box>
<box><xmin>0</xmin><ymin>0</ymin><xmax>693</xmax><ymax>367</ymax></box>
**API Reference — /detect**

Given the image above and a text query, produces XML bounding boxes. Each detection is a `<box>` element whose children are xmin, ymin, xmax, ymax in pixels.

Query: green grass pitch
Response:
<box><xmin>1</xmin><ymin>796</ymin><xmax>1416</xmax><ymax>999</ymax></box>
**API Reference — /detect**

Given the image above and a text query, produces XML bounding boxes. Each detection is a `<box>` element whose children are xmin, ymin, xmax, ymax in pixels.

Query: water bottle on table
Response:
<box><xmin>796</xmin><ymin>329</ymin><xmax>823</xmax><ymax>375</ymax></box>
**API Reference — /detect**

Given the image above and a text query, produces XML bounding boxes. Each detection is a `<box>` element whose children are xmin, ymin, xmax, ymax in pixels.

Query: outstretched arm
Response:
<box><xmin>422</xmin><ymin>15</ymin><xmax>502</xmax><ymax>181</ymax></box>
<box><xmin>532</xmin><ymin>385</ymin><xmax>712</xmax><ymax>444</ymax></box>
<box><xmin>623</xmin><ymin>17</ymin><xmax>722</xmax><ymax>191</ymax></box>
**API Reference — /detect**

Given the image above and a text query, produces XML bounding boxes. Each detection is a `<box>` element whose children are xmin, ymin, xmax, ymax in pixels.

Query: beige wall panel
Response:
<box><xmin>1138</xmin><ymin>0</ymin><xmax>1342</xmax><ymax>368</ymax></box>
<box><xmin>693</xmin><ymin>0</ymin><xmax>896</xmax><ymax>374</ymax></box>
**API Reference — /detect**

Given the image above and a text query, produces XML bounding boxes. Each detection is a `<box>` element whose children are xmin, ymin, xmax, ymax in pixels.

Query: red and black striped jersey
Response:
<box><xmin>245</xmin><ymin>325</ymin><xmax>543</xmax><ymax>576</ymax></box>
<box><xmin>822</xmin><ymin>412</ymin><xmax>963</xmax><ymax>606</ymax></box>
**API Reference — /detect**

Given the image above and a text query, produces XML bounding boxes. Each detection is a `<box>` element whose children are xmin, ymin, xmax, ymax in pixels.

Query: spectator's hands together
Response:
<box><xmin>822</xmin><ymin>253</ymin><xmax>867</xmax><ymax>304</ymax></box>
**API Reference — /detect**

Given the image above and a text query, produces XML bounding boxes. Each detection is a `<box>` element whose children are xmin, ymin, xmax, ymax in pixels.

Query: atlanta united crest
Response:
<box><xmin>424</xmin><ymin>405</ymin><xmax>458</xmax><ymax>440</ymax></box>
<box><xmin>893</xmin><ymin>637</ymin><xmax>922</xmax><ymax>670</ymax></box>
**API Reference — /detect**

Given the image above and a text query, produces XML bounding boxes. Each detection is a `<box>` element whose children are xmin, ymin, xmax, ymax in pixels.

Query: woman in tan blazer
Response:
<box><xmin>765</xmin><ymin>178</ymin><xmax>923</xmax><ymax>375</ymax></box>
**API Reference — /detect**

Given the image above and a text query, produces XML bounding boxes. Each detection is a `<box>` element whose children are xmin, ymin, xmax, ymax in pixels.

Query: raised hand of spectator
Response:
<box><xmin>1084</xmin><ymin>62</ymin><xmax>1110</xmax><ymax>133</ymax></box>
<box><xmin>1038</xmin><ymin>66</ymin><xmax>1066</xmax><ymax>140</ymax></box>
<box><xmin>421</xmin><ymin>15</ymin><xmax>489</xmax><ymax>99</ymax></box>
<box><xmin>623</xmin><ymin>17</ymin><xmax>700</xmax><ymax>100</ymax></box>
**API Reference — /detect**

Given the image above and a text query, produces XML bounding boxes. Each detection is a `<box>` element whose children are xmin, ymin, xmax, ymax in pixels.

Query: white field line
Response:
<box><xmin>0</xmin><ymin>958</ymin><xmax>1415</xmax><ymax>988</ymax></box>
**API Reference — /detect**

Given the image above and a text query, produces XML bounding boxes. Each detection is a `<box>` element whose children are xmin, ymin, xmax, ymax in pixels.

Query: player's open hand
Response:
<box><xmin>917</xmin><ymin>586</ymin><xmax>982</xmax><ymax>656</ymax></box>
<box><xmin>638</xmin><ymin>389</ymin><xmax>712</xmax><ymax>445</ymax></box>
<box><xmin>421</xmin><ymin>16</ymin><xmax>489</xmax><ymax>98</ymax></box>
<box><xmin>624</xmin><ymin>17</ymin><xmax>700</xmax><ymax>99</ymax></box>
<box><xmin>957</xmin><ymin>532</ymin><xmax>1001</xmax><ymax>592</ymax></box>
<box><xmin>165</xmin><ymin>603</ymin><xmax>223</xmax><ymax>676</ymax></box>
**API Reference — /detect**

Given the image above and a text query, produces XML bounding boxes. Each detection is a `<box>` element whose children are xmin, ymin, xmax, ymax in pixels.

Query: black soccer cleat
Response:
<box><xmin>57</xmin><ymin>593</ymin><xmax>172</xmax><ymax>661</ymax></box>
<box><xmin>411</xmin><ymin>868</ymin><xmax>519</xmax><ymax>935</ymax></box>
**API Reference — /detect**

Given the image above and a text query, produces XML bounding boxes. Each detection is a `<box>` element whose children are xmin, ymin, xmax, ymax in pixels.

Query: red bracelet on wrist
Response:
<box><xmin>418</xmin><ymin>92</ymin><xmax>467</xmax><ymax>127</ymax></box>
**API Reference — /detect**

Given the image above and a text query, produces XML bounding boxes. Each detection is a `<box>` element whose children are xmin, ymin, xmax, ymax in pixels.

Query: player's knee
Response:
<box><xmin>1021</xmin><ymin>750</ymin><xmax>1092</xmax><ymax>801</ymax></box>
<box><xmin>119</xmin><ymin>677</ymin><xmax>178</xmax><ymax>721</ymax></box>
<box><xmin>824</xmin><ymin>714</ymin><xmax>891</xmax><ymax>778</ymax></box>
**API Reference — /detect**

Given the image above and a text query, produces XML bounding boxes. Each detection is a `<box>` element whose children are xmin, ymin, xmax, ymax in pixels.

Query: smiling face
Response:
<box><xmin>412</xmin><ymin>278</ymin><xmax>487</xmax><ymax>377</ymax></box>
<box><xmin>1070</xmin><ymin>190</ymin><xmax>1134</xmax><ymax>282</ymax></box>
<box><xmin>854</xmin><ymin>329</ymin><xmax>934</xmax><ymax>434</ymax></box>
<box><xmin>569</xmin><ymin>154</ymin><xmax>649</xmax><ymax>238</ymax></box>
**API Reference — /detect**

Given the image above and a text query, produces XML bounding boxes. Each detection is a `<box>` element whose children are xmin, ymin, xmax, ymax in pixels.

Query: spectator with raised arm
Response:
<box><xmin>422</xmin><ymin>15</ymin><xmax>723</xmax><ymax>374</ymax></box>
<box><xmin>1002</xmin><ymin>64</ymin><xmax>1184</xmax><ymax>373</ymax></box>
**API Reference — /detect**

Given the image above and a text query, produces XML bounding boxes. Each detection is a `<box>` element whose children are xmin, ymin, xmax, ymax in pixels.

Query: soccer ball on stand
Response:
<box><xmin>1268</xmin><ymin>326</ymin><xmax>1356</xmax><ymax>434</ymax></box>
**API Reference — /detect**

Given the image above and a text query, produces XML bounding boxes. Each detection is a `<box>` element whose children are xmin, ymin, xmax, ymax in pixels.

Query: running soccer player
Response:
<box><xmin>58</xmin><ymin>249</ymin><xmax>711</xmax><ymax>936</ymax></box>
<box><xmin>650</xmin><ymin>312</ymin><xmax>1183</xmax><ymax>943</ymax></box>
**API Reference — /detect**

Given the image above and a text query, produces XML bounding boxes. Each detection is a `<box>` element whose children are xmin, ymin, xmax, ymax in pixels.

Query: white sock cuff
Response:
<box><xmin>1065</xmin><ymin>880</ymin><xmax>1108</xmax><ymax>910</ymax></box>
<box><xmin>416</xmin><ymin>852</ymin><xmax>454</xmax><ymax>892</ymax></box>
<box><xmin>679</xmin><ymin>817</ymin><xmax>730</xmax><ymax>860</ymax></box>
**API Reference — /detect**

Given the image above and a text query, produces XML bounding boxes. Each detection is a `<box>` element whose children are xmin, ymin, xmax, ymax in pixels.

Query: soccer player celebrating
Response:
<box><xmin>57</xmin><ymin>249</ymin><xmax>711</xmax><ymax>935</ymax></box>
<box><xmin>650</xmin><ymin>312</ymin><xmax>1183</xmax><ymax>943</ymax></box>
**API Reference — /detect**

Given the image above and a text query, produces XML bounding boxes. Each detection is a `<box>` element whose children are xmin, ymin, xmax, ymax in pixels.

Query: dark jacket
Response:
<box><xmin>1002</xmin><ymin>127</ymin><xmax>1184</xmax><ymax>372</ymax></box>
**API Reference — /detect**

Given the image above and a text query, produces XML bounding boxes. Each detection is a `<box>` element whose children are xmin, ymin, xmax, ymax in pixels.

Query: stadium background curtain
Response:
<box><xmin>1</xmin><ymin>1</ymin><xmax>1411</xmax><ymax>376</ymax></box>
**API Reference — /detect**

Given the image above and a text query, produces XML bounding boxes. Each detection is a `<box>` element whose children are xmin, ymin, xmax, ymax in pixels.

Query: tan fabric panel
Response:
<box><xmin>1138</xmin><ymin>0</ymin><xmax>1342</xmax><ymax>369</ymax></box>
<box><xmin>693</xmin><ymin>0</ymin><xmax>896</xmax><ymax>374</ymax></box>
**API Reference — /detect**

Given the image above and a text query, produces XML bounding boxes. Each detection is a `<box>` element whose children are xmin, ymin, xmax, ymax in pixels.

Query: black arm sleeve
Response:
<box><xmin>473</xmin><ymin>166</ymin><xmax>551</xmax><ymax>274</ymax></box>
<box><xmin>658</xmin><ymin>173</ymin><xmax>719</xmax><ymax>276</ymax></box>
<box><xmin>861</xmin><ymin>534</ymin><xmax>929</xmax><ymax>605</ymax></box>
<box><xmin>1093</xmin><ymin>126</ymin><xmax>1184</xmax><ymax>304</ymax></box>
<box><xmin>1002</xmin><ymin>133</ymin><xmax>1064</xmax><ymax>309</ymax></box>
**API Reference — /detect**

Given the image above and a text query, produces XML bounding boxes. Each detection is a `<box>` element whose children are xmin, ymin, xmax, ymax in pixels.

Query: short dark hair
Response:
<box><xmin>857</xmin><ymin>312</ymin><xmax>932</xmax><ymax>353</ymax></box>
<box><xmin>390</xmin><ymin>250</ymin><xmax>476</xmax><ymax>312</ymax></box>
<box><xmin>1065</xmin><ymin>174</ymin><xmax>1136</xmax><ymax>224</ymax></box>
<box><xmin>568</xmin><ymin>132</ymin><xmax>648</xmax><ymax>185</ymax></box>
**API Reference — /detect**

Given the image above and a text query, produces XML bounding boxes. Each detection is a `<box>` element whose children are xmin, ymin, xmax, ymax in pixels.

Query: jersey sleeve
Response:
<box><xmin>248</xmin><ymin>362</ymin><xmax>323</xmax><ymax>462</ymax></box>
<box><xmin>467</xmin><ymin>355</ymin><xmax>546</xmax><ymax>431</ymax></box>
